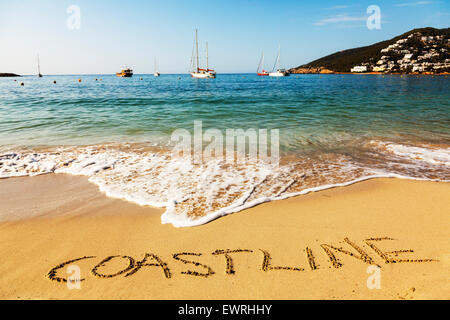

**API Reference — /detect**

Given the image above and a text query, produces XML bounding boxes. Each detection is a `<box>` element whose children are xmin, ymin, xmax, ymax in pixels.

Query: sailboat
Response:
<box><xmin>269</xmin><ymin>45</ymin><xmax>289</xmax><ymax>77</ymax></box>
<box><xmin>256</xmin><ymin>52</ymin><xmax>269</xmax><ymax>76</ymax></box>
<box><xmin>37</xmin><ymin>54</ymin><xmax>43</xmax><ymax>78</ymax></box>
<box><xmin>190</xmin><ymin>29</ymin><xmax>216</xmax><ymax>79</ymax></box>
<box><xmin>154</xmin><ymin>57</ymin><xmax>160</xmax><ymax>77</ymax></box>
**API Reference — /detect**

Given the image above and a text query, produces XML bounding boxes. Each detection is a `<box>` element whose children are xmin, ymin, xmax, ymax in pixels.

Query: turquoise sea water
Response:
<box><xmin>0</xmin><ymin>74</ymin><xmax>449</xmax><ymax>226</ymax></box>
<box><xmin>1</xmin><ymin>74</ymin><xmax>449</xmax><ymax>149</ymax></box>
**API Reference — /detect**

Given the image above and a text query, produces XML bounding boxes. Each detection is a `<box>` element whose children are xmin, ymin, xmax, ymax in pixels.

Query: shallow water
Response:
<box><xmin>1</xmin><ymin>74</ymin><xmax>449</xmax><ymax>226</ymax></box>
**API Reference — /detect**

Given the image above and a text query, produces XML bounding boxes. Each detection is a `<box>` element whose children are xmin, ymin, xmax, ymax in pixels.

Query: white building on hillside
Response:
<box><xmin>350</xmin><ymin>66</ymin><xmax>367</xmax><ymax>73</ymax></box>
<box><xmin>403</xmin><ymin>53</ymin><xmax>413</xmax><ymax>62</ymax></box>
<box><xmin>373</xmin><ymin>66</ymin><xmax>385</xmax><ymax>72</ymax></box>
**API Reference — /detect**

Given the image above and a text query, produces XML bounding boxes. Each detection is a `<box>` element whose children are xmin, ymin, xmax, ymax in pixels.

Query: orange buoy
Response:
<box><xmin>78</xmin><ymin>78</ymin><xmax>82</xmax><ymax>83</ymax></box>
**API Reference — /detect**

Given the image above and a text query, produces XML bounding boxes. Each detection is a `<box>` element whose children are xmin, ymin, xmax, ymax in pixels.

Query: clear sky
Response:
<box><xmin>0</xmin><ymin>0</ymin><xmax>448</xmax><ymax>74</ymax></box>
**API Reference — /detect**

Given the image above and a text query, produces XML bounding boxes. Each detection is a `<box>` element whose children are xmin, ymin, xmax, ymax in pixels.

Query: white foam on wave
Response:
<box><xmin>0</xmin><ymin>140</ymin><xmax>449</xmax><ymax>227</ymax></box>
<box><xmin>370</xmin><ymin>141</ymin><xmax>450</xmax><ymax>166</ymax></box>
<box><xmin>0</xmin><ymin>147</ymin><xmax>281</xmax><ymax>226</ymax></box>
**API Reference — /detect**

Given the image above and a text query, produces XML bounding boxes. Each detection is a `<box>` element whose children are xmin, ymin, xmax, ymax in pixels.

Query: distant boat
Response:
<box><xmin>256</xmin><ymin>52</ymin><xmax>269</xmax><ymax>76</ymax></box>
<box><xmin>116</xmin><ymin>67</ymin><xmax>133</xmax><ymax>77</ymax></box>
<box><xmin>154</xmin><ymin>57</ymin><xmax>160</xmax><ymax>77</ymax></box>
<box><xmin>37</xmin><ymin>54</ymin><xmax>42</xmax><ymax>78</ymax></box>
<box><xmin>190</xmin><ymin>29</ymin><xmax>216</xmax><ymax>79</ymax></box>
<box><xmin>269</xmin><ymin>45</ymin><xmax>289</xmax><ymax>77</ymax></box>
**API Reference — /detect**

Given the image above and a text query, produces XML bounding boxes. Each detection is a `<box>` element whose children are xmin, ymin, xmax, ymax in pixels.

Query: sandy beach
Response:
<box><xmin>0</xmin><ymin>174</ymin><xmax>448</xmax><ymax>300</ymax></box>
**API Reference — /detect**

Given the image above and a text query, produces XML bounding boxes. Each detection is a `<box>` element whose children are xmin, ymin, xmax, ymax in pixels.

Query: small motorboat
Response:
<box><xmin>116</xmin><ymin>67</ymin><xmax>133</xmax><ymax>77</ymax></box>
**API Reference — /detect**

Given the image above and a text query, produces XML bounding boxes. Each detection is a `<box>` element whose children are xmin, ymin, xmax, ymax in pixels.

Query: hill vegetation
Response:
<box><xmin>290</xmin><ymin>27</ymin><xmax>450</xmax><ymax>74</ymax></box>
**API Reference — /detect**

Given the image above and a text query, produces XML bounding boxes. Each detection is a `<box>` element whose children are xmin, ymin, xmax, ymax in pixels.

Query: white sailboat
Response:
<box><xmin>154</xmin><ymin>56</ymin><xmax>160</xmax><ymax>77</ymax></box>
<box><xmin>190</xmin><ymin>29</ymin><xmax>216</xmax><ymax>79</ymax></box>
<box><xmin>269</xmin><ymin>45</ymin><xmax>289</xmax><ymax>77</ymax></box>
<box><xmin>37</xmin><ymin>54</ymin><xmax>42</xmax><ymax>78</ymax></box>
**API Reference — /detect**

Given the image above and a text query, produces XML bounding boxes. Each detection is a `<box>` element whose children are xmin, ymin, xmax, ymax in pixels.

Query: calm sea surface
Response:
<box><xmin>1</xmin><ymin>73</ymin><xmax>449</xmax><ymax>148</ymax></box>
<box><xmin>0</xmin><ymin>74</ymin><xmax>449</xmax><ymax>226</ymax></box>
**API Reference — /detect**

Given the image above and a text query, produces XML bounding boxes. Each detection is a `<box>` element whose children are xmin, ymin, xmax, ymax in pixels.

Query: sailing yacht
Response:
<box><xmin>37</xmin><ymin>54</ymin><xmax>43</xmax><ymax>77</ymax></box>
<box><xmin>256</xmin><ymin>52</ymin><xmax>269</xmax><ymax>76</ymax></box>
<box><xmin>190</xmin><ymin>29</ymin><xmax>216</xmax><ymax>79</ymax></box>
<box><xmin>269</xmin><ymin>45</ymin><xmax>289</xmax><ymax>77</ymax></box>
<box><xmin>154</xmin><ymin>57</ymin><xmax>160</xmax><ymax>77</ymax></box>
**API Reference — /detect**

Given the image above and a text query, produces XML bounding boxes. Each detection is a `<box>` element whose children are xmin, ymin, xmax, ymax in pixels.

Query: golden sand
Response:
<box><xmin>0</xmin><ymin>174</ymin><xmax>448</xmax><ymax>299</ymax></box>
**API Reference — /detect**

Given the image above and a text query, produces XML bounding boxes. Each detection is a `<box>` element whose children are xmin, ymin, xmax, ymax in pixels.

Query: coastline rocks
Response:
<box><xmin>289</xmin><ymin>67</ymin><xmax>335</xmax><ymax>74</ymax></box>
<box><xmin>0</xmin><ymin>73</ymin><xmax>21</xmax><ymax>77</ymax></box>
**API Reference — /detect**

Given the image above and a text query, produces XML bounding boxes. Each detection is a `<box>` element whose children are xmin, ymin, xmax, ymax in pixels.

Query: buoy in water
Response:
<box><xmin>78</xmin><ymin>78</ymin><xmax>81</xmax><ymax>83</ymax></box>
<box><xmin>20</xmin><ymin>82</ymin><xmax>24</xmax><ymax>86</ymax></box>
<box><xmin>53</xmin><ymin>80</ymin><xmax>56</xmax><ymax>84</ymax></box>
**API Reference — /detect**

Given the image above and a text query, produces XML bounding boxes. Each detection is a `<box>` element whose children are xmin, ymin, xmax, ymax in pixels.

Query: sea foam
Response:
<box><xmin>0</xmin><ymin>140</ymin><xmax>449</xmax><ymax>227</ymax></box>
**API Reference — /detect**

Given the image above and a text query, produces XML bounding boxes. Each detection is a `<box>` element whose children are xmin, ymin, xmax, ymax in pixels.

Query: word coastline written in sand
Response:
<box><xmin>47</xmin><ymin>236</ymin><xmax>438</xmax><ymax>283</ymax></box>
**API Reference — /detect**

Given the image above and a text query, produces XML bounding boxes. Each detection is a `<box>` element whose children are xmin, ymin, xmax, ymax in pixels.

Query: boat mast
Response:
<box><xmin>206</xmin><ymin>41</ymin><xmax>209</xmax><ymax>70</ymax></box>
<box><xmin>272</xmin><ymin>45</ymin><xmax>281</xmax><ymax>72</ymax></box>
<box><xmin>190</xmin><ymin>39</ymin><xmax>195</xmax><ymax>72</ymax></box>
<box><xmin>262</xmin><ymin>53</ymin><xmax>265</xmax><ymax>71</ymax></box>
<box><xmin>154</xmin><ymin>56</ymin><xmax>157</xmax><ymax>73</ymax></box>
<box><xmin>277</xmin><ymin>44</ymin><xmax>280</xmax><ymax>70</ymax></box>
<box><xmin>195</xmin><ymin>29</ymin><xmax>199</xmax><ymax>72</ymax></box>
<box><xmin>37</xmin><ymin>54</ymin><xmax>41</xmax><ymax>75</ymax></box>
<box><xmin>257</xmin><ymin>52</ymin><xmax>264</xmax><ymax>73</ymax></box>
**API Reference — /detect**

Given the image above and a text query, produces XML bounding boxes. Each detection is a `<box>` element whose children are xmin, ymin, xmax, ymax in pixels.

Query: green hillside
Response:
<box><xmin>290</xmin><ymin>27</ymin><xmax>450</xmax><ymax>73</ymax></box>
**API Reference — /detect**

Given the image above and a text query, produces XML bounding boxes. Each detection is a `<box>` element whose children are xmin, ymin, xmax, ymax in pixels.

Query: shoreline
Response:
<box><xmin>3</xmin><ymin>72</ymin><xmax>449</xmax><ymax>77</ymax></box>
<box><xmin>2</xmin><ymin>140</ymin><xmax>449</xmax><ymax>227</ymax></box>
<box><xmin>0</xmin><ymin>174</ymin><xmax>448</xmax><ymax>299</ymax></box>
<box><xmin>289</xmin><ymin>71</ymin><xmax>450</xmax><ymax>75</ymax></box>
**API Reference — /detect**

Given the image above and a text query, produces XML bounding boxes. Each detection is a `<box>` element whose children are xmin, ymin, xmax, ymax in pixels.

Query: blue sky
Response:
<box><xmin>0</xmin><ymin>0</ymin><xmax>448</xmax><ymax>74</ymax></box>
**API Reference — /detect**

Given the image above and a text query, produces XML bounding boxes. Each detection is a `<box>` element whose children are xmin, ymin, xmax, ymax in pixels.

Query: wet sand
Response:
<box><xmin>0</xmin><ymin>174</ymin><xmax>448</xmax><ymax>299</ymax></box>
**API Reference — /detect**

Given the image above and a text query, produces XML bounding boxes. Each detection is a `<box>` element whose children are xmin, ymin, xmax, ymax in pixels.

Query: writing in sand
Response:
<box><xmin>47</xmin><ymin>236</ymin><xmax>438</xmax><ymax>283</ymax></box>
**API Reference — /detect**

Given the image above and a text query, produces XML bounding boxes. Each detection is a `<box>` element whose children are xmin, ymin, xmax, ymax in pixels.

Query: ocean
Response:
<box><xmin>0</xmin><ymin>74</ymin><xmax>449</xmax><ymax>226</ymax></box>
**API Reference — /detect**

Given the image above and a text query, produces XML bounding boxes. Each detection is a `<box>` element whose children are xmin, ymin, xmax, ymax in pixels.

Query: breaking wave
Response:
<box><xmin>0</xmin><ymin>140</ymin><xmax>448</xmax><ymax>227</ymax></box>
